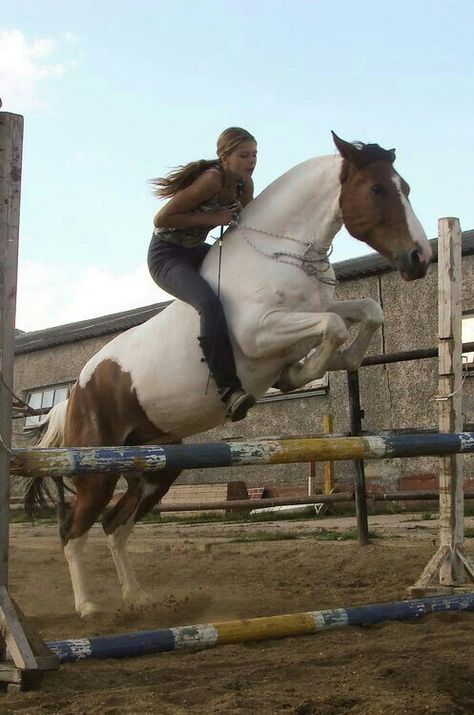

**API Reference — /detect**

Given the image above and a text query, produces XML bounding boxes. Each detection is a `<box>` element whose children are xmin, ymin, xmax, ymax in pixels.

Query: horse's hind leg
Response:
<box><xmin>102</xmin><ymin>475</ymin><xmax>146</xmax><ymax>604</ymax></box>
<box><xmin>62</xmin><ymin>473</ymin><xmax>118</xmax><ymax>617</ymax></box>
<box><xmin>103</xmin><ymin>469</ymin><xmax>181</xmax><ymax>607</ymax></box>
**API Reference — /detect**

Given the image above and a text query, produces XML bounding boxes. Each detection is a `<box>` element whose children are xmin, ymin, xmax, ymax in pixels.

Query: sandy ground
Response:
<box><xmin>2</xmin><ymin>512</ymin><xmax>474</xmax><ymax>714</ymax></box>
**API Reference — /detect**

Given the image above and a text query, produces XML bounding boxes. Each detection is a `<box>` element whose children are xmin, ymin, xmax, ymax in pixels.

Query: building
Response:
<box><xmin>12</xmin><ymin>231</ymin><xmax>474</xmax><ymax>497</ymax></box>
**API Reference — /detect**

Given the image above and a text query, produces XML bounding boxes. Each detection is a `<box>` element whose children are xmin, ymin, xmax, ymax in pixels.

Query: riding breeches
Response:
<box><xmin>147</xmin><ymin>237</ymin><xmax>242</xmax><ymax>399</ymax></box>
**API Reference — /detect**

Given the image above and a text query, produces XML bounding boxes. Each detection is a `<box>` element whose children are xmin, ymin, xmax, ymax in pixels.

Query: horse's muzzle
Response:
<box><xmin>396</xmin><ymin>246</ymin><xmax>431</xmax><ymax>281</ymax></box>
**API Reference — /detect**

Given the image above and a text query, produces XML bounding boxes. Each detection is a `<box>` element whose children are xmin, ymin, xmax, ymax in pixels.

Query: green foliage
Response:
<box><xmin>230</xmin><ymin>531</ymin><xmax>301</xmax><ymax>543</ymax></box>
<box><xmin>312</xmin><ymin>528</ymin><xmax>378</xmax><ymax>541</ymax></box>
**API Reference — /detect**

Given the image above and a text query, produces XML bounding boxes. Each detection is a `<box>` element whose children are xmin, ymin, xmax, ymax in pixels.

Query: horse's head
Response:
<box><xmin>332</xmin><ymin>132</ymin><xmax>431</xmax><ymax>281</ymax></box>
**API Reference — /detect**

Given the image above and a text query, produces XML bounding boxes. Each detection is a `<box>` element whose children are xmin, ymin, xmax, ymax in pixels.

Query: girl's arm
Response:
<box><xmin>154</xmin><ymin>172</ymin><xmax>232</xmax><ymax>229</ymax></box>
<box><xmin>241</xmin><ymin>177</ymin><xmax>254</xmax><ymax>207</ymax></box>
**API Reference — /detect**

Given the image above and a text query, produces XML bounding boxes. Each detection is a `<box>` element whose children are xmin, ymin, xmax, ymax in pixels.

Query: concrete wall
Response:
<box><xmin>12</xmin><ymin>256</ymin><xmax>474</xmax><ymax>495</ymax></box>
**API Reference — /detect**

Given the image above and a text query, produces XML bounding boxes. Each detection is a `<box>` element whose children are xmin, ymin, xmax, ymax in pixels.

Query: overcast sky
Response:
<box><xmin>1</xmin><ymin>0</ymin><xmax>473</xmax><ymax>331</ymax></box>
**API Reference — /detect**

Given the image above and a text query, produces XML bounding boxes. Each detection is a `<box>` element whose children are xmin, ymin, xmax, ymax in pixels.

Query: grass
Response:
<box><xmin>230</xmin><ymin>530</ymin><xmax>301</xmax><ymax>543</ymax></box>
<box><xmin>312</xmin><ymin>528</ymin><xmax>378</xmax><ymax>541</ymax></box>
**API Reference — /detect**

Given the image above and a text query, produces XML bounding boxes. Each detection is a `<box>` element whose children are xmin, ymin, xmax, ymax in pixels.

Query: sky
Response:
<box><xmin>1</xmin><ymin>0</ymin><xmax>473</xmax><ymax>332</ymax></box>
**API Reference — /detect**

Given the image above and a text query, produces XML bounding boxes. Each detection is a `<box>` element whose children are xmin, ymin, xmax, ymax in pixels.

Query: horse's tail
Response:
<box><xmin>24</xmin><ymin>399</ymin><xmax>69</xmax><ymax>518</ymax></box>
<box><xmin>35</xmin><ymin>398</ymin><xmax>69</xmax><ymax>448</ymax></box>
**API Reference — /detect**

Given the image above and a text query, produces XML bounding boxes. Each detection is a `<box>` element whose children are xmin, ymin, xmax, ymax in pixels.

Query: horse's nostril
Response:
<box><xmin>410</xmin><ymin>249</ymin><xmax>421</xmax><ymax>265</ymax></box>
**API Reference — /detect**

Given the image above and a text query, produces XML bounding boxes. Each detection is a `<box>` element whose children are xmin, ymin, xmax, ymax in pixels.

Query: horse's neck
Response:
<box><xmin>241</xmin><ymin>154</ymin><xmax>344</xmax><ymax>251</ymax></box>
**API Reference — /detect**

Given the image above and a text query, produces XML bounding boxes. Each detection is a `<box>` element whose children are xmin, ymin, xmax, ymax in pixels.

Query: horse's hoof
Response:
<box><xmin>78</xmin><ymin>601</ymin><xmax>101</xmax><ymax>618</ymax></box>
<box><xmin>276</xmin><ymin>370</ymin><xmax>296</xmax><ymax>393</ymax></box>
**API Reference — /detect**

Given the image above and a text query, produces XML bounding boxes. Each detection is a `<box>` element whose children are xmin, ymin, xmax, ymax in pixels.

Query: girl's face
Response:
<box><xmin>222</xmin><ymin>140</ymin><xmax>257</xmax><ymax>180</ymax></box>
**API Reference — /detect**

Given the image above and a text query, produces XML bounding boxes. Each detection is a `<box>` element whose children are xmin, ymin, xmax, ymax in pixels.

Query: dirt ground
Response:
<box><xmin>2</xmin><ymin>512</ymin><xmax>474</xmax><ymax>715</ymax></box>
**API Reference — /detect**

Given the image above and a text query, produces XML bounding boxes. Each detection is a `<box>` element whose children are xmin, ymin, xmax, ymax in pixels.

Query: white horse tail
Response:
<box><xmin>24</xmin><ymin>399</ymin><xmax>70</xmax><ymax>518</ymax></box>
<box><xmin>36</xmin><ymin>398</ymin><xmax>69</xmax><ymax>448</ymax></box>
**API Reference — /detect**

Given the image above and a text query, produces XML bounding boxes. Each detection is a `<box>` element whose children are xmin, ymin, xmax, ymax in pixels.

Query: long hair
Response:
<box><xmin>150</xmin><ymin>159</ymin><xmax>219</xmax><ymax>199</ymax></box>
<box><xmin>150</xmin><ymin>127</ymin><xmax>256</xmax><ymax>199</ymax></box>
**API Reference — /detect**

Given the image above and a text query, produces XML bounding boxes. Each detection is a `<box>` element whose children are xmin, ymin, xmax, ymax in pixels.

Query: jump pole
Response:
<box><xmin>410</xmin><ymin>218</ymin><xmax>474</xmax><ymax>595</ymax></box>
<box><xmin>0</xmin><ymin>111</ymin><xmax>58</xmax><ymax>689</ymax></box>
<box><xmin>11</xmin><ymin>431</ymin><xmax>474</xmax><ymax>477</ymax></box>
<box><xmin>45</xmin><ymin>593</ymin><xmax>474</xmax><ymax>663</ymax></box>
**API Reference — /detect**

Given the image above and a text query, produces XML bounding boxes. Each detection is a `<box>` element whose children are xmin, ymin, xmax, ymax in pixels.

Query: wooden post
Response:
<box><xmin>438</xmin><ymin>217</ymin><xmax>464</xmax><ymax>583</ymax></box>
<box><xmin>322</xmin><ymin>414</ymin><xmax>335</xmax><ymax>493</ymax></box>
<box><xmin>0</xmin><ymin>111</ymin><xmax>58</xmax><ymax>689</ymax></box>
<box><xmin>347</xmin><ymin>371</ymin><xmax>369</xmax><ymax>545</ymax></box>
<box><xmin>409</xmin><ymin>217</ymin><xmax>474</xmax><ymax>595</ymax></box>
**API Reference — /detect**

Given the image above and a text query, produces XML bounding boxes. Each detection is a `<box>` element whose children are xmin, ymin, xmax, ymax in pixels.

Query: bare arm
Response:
<box><xmin>241</xmin><ymin>177</ymin><xmax>254</xmax><ymax>207</ymax></box>
<box><xmin>154</xmin><ymin>172</ymin><xmax>234</xmax><ymax>229</ymax></box>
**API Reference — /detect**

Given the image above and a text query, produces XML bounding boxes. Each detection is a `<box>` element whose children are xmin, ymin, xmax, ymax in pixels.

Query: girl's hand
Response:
<box><xmin>207</xmin><ymin>208</ymin><xmax>235</xmax><ymax>227</ymax></box>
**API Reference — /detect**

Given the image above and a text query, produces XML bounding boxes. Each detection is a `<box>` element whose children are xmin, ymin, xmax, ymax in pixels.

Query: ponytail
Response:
<box><xmin>150</xmin><ymin>159</ymin><xmax>219</xmax><ymax>198</ymax></box>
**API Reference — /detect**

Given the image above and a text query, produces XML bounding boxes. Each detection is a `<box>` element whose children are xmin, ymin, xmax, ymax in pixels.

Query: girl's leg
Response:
<box><xmin>148</xmin><ymin>241</ymin><xmax>255</xmax><ymax>420</ymax></box>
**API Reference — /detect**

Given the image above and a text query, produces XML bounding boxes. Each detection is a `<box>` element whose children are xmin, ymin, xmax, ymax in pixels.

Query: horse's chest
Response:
<box><xmin>272</xmin><ymin>283</ymin><xmax>334</xmax><ymax>312</ymax></box>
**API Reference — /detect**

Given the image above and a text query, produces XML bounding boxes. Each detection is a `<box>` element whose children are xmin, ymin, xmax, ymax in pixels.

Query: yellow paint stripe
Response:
<box><xmin>214</xmin><ymin>613</ymin><xmax>316</xmax><ymax>643</ymax></box>
<box><xmin>269</xmin><ymin>437</ymin><xmax>366</xmax><ymax>463</ymax></box>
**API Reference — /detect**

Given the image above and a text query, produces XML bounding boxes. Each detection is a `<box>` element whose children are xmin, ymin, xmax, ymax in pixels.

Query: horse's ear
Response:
<box><xmin>388</xmin><ymin>148</ymin><xmax>396</xmax><ymax>163</ymax></box>
<box><xmin>331</xmin><ymin>131</ymin><xmax>361</xmax><ymax>165</ymax></box>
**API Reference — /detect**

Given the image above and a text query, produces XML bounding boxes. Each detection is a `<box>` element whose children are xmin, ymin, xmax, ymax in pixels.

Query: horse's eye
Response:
<box><xmin>371</xmin><ymin>184</ymin><xmax>385</xmax><ymax>196</ymax></box>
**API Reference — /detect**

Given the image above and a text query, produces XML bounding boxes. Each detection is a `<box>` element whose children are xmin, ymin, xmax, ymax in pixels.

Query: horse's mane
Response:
<box><xmin>350</xmin><ymin>141</ymin><xmax>396</xmax><ymax>167</ymax></box>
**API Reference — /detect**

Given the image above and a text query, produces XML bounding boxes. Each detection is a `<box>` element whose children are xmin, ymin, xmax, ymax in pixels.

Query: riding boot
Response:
<box><xmin>197</xmin><ymin>336</ymin><xmax>255</xmax><ymax>422</ymax></box>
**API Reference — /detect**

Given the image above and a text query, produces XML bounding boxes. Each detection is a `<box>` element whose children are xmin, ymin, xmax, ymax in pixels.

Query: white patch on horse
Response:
<box><xmin>64</xmin><ymin>534</ymin><xmax>98</xmax><ymax>617</ymax></box>
<box><xmin>392</xmin><ymin>175</ymin><xmax>432</xmax><ymax>264</ymax></box>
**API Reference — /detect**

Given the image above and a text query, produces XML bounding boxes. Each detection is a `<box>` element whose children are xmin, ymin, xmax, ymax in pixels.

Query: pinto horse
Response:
<box><xmin>25</xmin><ymin>133</ymin><xmax>431</xmax><ymax>616</ymax></box>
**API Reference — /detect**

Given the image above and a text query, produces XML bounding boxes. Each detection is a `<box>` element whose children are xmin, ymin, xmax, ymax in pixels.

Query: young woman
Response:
<box><xmin>148</xmin><ymin>127</ymin><xmax>258</xmax><ymax>422</ymax></box>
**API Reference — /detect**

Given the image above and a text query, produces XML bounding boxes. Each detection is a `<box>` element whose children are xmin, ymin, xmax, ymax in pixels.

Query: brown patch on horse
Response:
<box><xmin>331</xmin><ymin>132</ymin><xmax>429</xmax><ymax>280</ymax></box>
<box><xmin>65</xmin><ymin>359</ymin><xmax>171</xmax><ymax>448</ymax></box>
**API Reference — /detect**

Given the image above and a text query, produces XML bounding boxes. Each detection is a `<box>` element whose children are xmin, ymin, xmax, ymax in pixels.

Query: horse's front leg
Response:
<box><xmin>63</xmin><ymin>473</ymin><xmax>118</xmax><ymax>617</ymax></box>
<box><xmin>326</xmin><ymin>299</ymin><xmax>384</xmax><ymax>371</ymax></box>
<box><xmin>245</xmin><ymin>310</ymin><xmax>348</xmax><ymax>392</ymax></box>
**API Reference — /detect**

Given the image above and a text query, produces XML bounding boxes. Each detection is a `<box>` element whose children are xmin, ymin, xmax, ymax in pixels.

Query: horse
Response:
<box><xmin>24</xmin><ymin>132</ymin><xmax>432</xmax><ymax>617</ymax></box>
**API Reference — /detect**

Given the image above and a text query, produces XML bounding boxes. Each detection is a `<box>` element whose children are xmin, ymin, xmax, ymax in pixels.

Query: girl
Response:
<box><xmin>148</xmin><ymin>127</ymin><xmax>258</xmax><ymax>422</ymax></box>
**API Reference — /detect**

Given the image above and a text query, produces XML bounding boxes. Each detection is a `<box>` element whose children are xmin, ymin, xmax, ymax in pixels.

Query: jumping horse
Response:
<box><xmin>25</xmin><ymin>133</ymin><xmax>432</xmax><ymax>616</ymax></box>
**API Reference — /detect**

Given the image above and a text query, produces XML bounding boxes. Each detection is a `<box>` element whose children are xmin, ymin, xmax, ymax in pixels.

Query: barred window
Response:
<box><xmin>462</xmin><ymin>314</ymin><xmax>474</xmax><ymax>368</ymax></box>
<box><xmin>24</xmin><ymin>383</ymin><xmax>73</xmax><ymax>428</ymax></box>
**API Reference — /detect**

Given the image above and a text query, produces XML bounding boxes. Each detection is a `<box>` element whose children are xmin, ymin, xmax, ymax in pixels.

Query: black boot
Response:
<box><xmin>197</xmin><ymin>336</ymin><xmax>255</xmax><ymax>422</ymax></box>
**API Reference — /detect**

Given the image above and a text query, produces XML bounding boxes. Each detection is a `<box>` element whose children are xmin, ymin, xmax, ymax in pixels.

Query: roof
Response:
<box><xmin>15</xmin><ymin>230</ymin><xmax>474</xmax><ymax>355</ymax></box>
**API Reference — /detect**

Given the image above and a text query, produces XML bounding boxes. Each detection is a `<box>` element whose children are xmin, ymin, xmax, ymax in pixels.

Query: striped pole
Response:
<box><xmin>47</xmin><ymin>593</ymin><xmax>474</xmax><ymax>663</ymax></box>
<box><xmin>11</xmin><ymin>432</ymin><xmax>474</xmax><ymax>478</ymax></box>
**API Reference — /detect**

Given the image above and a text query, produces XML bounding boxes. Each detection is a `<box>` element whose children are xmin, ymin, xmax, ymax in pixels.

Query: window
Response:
<box><xmin>24</xmin><ymin>383</ymin><xmax>73</xmax><ymax>427</ymax></box>
<box><xmin>462</xmin><ymin>313</ymin><xmax>474</xmax><ymax>369</ymax></box>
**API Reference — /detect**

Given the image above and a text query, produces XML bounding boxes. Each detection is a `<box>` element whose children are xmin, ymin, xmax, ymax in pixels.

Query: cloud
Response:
<box><xmin>0</xmin><ymin>29</ymin><xmax>73</xmax><ymax>111</ymax></box>
<box><xmin>16</xmin><ymin>261</ymin><xmax>172</xmax><ymax>332</ymax></box>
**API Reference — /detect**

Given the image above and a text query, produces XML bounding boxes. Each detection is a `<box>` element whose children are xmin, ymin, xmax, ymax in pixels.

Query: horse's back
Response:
<box><xmin>77</xmin><ymin>300</ymin><xmax>224</xmax><ymax>437</ymax></box>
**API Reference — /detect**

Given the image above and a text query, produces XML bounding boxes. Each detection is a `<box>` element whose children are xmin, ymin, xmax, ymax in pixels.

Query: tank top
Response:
<box><xmin>153</xmin><ymin>167</ymin><xmax>244</xmax><ymax>248</ymax></box>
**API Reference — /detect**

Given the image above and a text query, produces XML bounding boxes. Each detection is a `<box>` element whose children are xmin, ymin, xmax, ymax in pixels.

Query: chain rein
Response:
<box><xmin>234</xmin><ymin>221</ymin><xmax>337</xmax><ymax>286</ymax></box>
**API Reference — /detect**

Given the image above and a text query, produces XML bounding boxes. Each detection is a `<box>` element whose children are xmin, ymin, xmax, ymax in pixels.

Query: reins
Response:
<box><xmin>237</xmin><ymin>221</ymin><xmax>337</xmax><ymax>285</ymax></box>
<box><xmin>205</xmin><ymin>224</ymin><xmax>224</xmax><ymax>395</ymax></box>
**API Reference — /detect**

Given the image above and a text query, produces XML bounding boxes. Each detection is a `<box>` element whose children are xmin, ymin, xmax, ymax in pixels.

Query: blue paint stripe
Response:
<box><xmin>46</xmin><ymin>594</ymin><xmax>474</xmax><ymax>664</ymax></box>
<box><xmin>163</xmin><ymin>442</ymin><xmax>233</xmax><ymax>470</ymax></box>
<box><xmin>384</xmin><ymin>433</ymin><xmax>464</xmax><ymax>458</ymax></box>
<box><xmin>48</xmin><ymin>628</ymin><xmax>177</xmax><ymax>662</ymax></box>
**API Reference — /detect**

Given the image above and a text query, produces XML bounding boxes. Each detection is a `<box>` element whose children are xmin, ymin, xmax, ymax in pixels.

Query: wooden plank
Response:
<box><xmin>322</xmin><ymin>415</ymin><xmax>335</xmax><ymax>494</ymax></box>
<box><xmin>0</xmin><ymin>111</ymin><xmax>23</xmax><ymax>589</ymax></box>
<box><xmin>437</xmin><ymin>217</ymin><xmax>464</xmax><ymax>584</ymax></box>
<box><xmin>0</xmin><ymin>587</ymin><xmax>40</xmax><ymax>671</ymax></box>
<box><xmin>411</xmin><ymin>545</ymin><xmax>450</xmax><ymax>589</ymax></box>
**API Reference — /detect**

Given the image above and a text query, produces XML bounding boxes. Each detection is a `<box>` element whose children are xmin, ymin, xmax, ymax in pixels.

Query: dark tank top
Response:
<box><xmin>153</xmin><ymin>167</ymin><xmax>244</xmax><ymax>248</ymax></box>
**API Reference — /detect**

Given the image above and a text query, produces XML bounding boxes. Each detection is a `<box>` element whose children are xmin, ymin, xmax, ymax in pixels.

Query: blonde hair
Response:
<box><xmin>150</xmin><ymin>127</ymin><xmax>256</xmax><ymax>199</ymax></box>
